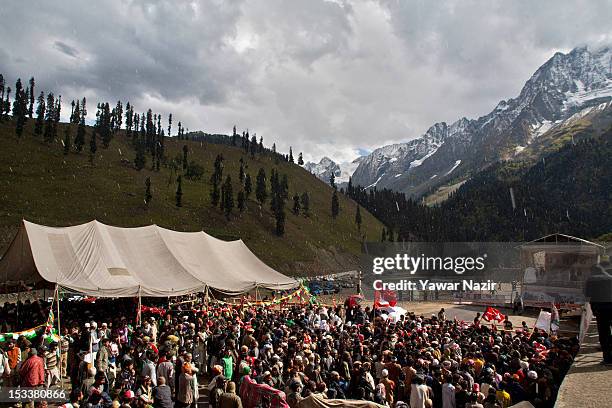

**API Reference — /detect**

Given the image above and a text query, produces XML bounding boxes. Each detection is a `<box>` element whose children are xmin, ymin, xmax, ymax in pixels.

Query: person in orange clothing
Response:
<box><xmin>5</xmin><ymin>339</ymin><xmax>21</xmax><ymax>386</ymax></box>
<box><xmin>379</xmin><ymin>369</ymin><xmax>395</xmax><ymax>406</ymax></box>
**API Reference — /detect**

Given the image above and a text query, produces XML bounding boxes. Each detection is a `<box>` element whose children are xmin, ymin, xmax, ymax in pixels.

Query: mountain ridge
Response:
<box><xmin>347</xmin><ymin>45</ymin><xmax>612</xmax><ymax>197</ymax></box>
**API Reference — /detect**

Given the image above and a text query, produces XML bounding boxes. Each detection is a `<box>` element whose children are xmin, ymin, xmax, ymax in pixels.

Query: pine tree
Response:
<box><xmin>145</xmin><ymin>109</ymin><xmax>154</xmax><ymax>151</ymax></box>
<box><xmin>243</xmin><ymin>130</ymin><xmax>250</xmax><ymax>153</ymax></box>
<box><xmin>43</xmin><ymin>93</ymin><xmax>55</xmax><ymax>143</ymax></box>
<box><xmin>211</xmin><ymin>154</ymin><xmax>224</xmax><ymax>185</ymax></box>
<box><xmin>258</xmin><ymin>136</ymin><xmax>264</xmax><ymax>153</ymax></box>
<box><xmin>34</xmin><ymin>92</ymin><xmax>45</xmax><ymax>136</ymax></box>
<box><xmin>255</xmin><ymin>168</ymin><xmax>267</xmax><ymax>204</ymax></box>
<box><xmin>28</xmin><ymin>77</ymin><xmax>35</xmax><ymax>118</ymax></box>
<box><xmin>292</xmin><ymin>194</ymin><xmax>301</xmax><ymax>215</ymax></box>
<box><xmin>89</xmin><ymin>121</ymin><xmax>97</xmax><ymax>162</ymax></box>
<box><xmin>289</xmin><ymin>147</ymin><xmax>294</xmax><ymax>163</ymax></box>
<box><xmin>250</xmin><ymin>135</ymin><xmax>257</xmax><ymax>157</ymax></box>
<box><xmin>145</xmin><ymin>177</ymin><xmax>152</xmax><ymax>205</ymax></box>
<box><xmin>232</xmin><ymin>125</ymin><xmax>237</xmax><ymax>146</ymax></box>
<box><xmin>100</xmin><ymin>102</ymin><xmax>112</xmax><ymax>148</ymax></box>
<box><xmin>168</xmin><ymin>114</ymin><xmax>172</xmax><ymax>137</ymax></box>
<box><xmin>331</xmin><ymin>190</ymin><xmax>340</xmax><ymax>219</ymax></box>
<box><xmin>53</xmin><ymin>95</ymin><xmax>61</xmax><ymax>141</ymax></box>
<box><xmin>0</xmin><ymin>75</ymin><xmax>4</xmax><ymax>123</ymax></box>
<box><xmin>281</xmin><ymin>174</ymin><xmax>289</xmax><ymax>199</ymax></box>
<box><xmin>125</xmin><ymin>102</ymin><xmax>133</xmax><ymax>138</ymax></box>
<box><xmin>329</xmin><ymin>173</ymin><xmax>336</xmax><ymax>190</ymax></box>
<box><xmin>4</xmin><ymin>87</ymin><xmax>11</xmax><ymax>121</ymax></box>
<box><xmin>237</xmin><ymin>190</ymin><xmax>246</xmax><ymax>212</ymax></box>
<box><xmin>13</xmin><ymin>78</ymin><xmax>27</xmax><ymax>137</ymax></box>
<box><xmin>182</xmin><ymin>145</ymin><xmax>188</xmax><ymax>170</ymax></box>
<box><xmin>70</xmin><ymin>99</ymin><xmax>75</xmax><ymax>123</ymax></box>
<box><xmin>244</xmin><ymin>174</ymin><xmax>252</xmax><ymax>199</ymax></box>
<box><xmin>298</xmin><ymin>152</ymin><xmax>304</xmax><ymax>165</ymax></box>
<box><xmin>75</xmin><ymin>97</ymin><xmax>87</xmax><ymax>152</ymax></box>
<box><xmin>12</xmin><ymin>78</ymin><xmax>22</xmax><ymax>116</ymax></box>
<box><xmin>355</xmin><ymin>205</ymin><xmax>362</xmax><ymax>231</ymax></box>
<box><xmin>381</xmin><ymin>227</ymin><xmax>387</xmax><ymax>242</ymax></box>
<box><xmin>176</xmin><ymin>175</ymin><xmax>183</xmax><ymax>207</ymax></box>
<box><xmin>114</xmin><ymin>100</ymin><xmax>123</xmax><ymax>132</ymax></box>
<box><xmin>301</xmin><ymin>192</ymin><xmax>310</xmax><ymax>216</ymax></box>
<box><xmin>239</xmin><ymin>158</ymin><xmax>245</xmax><ymax>182</ymax></box>
<box><xmin>223</xmin><ymin>176</ymin><xmax>234</xmax><ymax>219</ymax></box>
<box><xmin>63</xmin><ymin>128</ymin><xmax>70</xmax><ymax>155</ymax></box>
<box><xmin>210</xmin><ymin>182</ymin><xmax>220</xmax><ymax>207</ymax></box>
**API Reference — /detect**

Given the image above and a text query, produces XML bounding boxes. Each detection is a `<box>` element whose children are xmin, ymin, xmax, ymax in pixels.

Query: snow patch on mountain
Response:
<box><xmin>409</xmin><ymin>145</ymin><xmax>440</xmax><ymax>168</ymax></box>
<box><xmin>445</xmin><ymin>160</ymin><xmax>462</xmax><ymax>176</ymax></box>
<box><xmin>531</xmin><ymin>120</ymin><xmax>553</xmax><ymax>138</ymax></box>
<box><xmin>564</xmin><ymin>81</ymin><xmax>612</xmax><ymax>110</ymax></box>
<box><xmin>366</xmin><ymin>174</ymin><xmax>385</xmax><ymax>189</ymax></box>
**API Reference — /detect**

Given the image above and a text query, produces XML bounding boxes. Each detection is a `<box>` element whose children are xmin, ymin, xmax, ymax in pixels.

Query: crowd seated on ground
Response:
<box><xmin>0</xmin><ymin>295</ymin><xmax>578</xmax><ymax>408</ymax></box>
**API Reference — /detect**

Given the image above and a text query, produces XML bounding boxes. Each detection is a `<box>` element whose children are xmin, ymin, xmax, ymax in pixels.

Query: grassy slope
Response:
<box><xmin>0</xmin><ymin>119</ymin><xmax>383</xmax><ymax>275</ymax></box>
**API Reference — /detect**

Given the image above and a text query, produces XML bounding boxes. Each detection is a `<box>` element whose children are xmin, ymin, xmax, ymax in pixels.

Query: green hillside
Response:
<box><xmin>0</xmin><ymin>119</ymin><xmax>383</xmax><ymax>275</ymax></box>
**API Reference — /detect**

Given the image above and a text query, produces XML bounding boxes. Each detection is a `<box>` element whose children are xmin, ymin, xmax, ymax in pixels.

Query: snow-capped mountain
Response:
<box><xmin>304</xmin><ymin>156</ymin><xmax>340</xmax><ymax>183</ymax></box>
<box><xmin>304</xmin><ymin>156</ymin><xmax>364</xmax><ymax>185</ymax></box>
<box><xmin>350</xmin><ymin>45</ymin><xmax>612</xmax><ymax>197</ymax></box>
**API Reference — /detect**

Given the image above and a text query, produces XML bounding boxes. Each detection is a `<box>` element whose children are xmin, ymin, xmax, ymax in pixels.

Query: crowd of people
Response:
<box><xmin>0</xmin><ymin>294</ymin><xmax>578</xmax><ymax>408</ymax></box>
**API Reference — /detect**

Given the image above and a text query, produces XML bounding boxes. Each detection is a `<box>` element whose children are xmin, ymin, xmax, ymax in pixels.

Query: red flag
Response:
<box><xmin>374</xmin><ymin>289</ymin><xmax>397</xmax><ymax>308</ymax></box>
<box><xmin>533</xmin><ymin>341</ymin><xmax>547</xmax><ymax>353</ymax></box>
<box><xmin>482</xmin><ymin>306</ymin><xmax>505</xmax><ymax>323</ymax></box>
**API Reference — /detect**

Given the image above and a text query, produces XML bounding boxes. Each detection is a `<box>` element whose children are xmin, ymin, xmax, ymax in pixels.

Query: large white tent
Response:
<box><xmin>0</xmin><ymin>220</ymin><xmax>298</xmax><ymax>297</ymax></box>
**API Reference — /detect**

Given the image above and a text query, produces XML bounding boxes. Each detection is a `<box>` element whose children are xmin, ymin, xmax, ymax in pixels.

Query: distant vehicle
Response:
<box><xmin>322</xmin><ymin>281</ymin><xmax>339</xmax><ymax>294</ymax></box>
<box><xmin>309</xmin><ymin>282</ymin><xmax>323</xmax><ymax>295</ymax></box>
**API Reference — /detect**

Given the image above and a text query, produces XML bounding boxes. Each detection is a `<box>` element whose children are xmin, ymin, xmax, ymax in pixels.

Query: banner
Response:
<box><xmin>239</xmin><ymin>375</ymin><xmax>289</xmax><ymax>408</ymax></box>
<box><xmin>374</xmin><ymin>289</ymin><xmax>397</xmax><ymax>308</ymax></box>
<box><xmin>213</xmin><ymin>286</ymin><xmax>312</xmax><ymax>308</ymax></box>
<box><xmin>534</xmin><ymin>310</ymin><xmax>552</xmax><ymax>333</ymax></box>
<box><xmin>0</xmin><ymin>307</ymin><xmax>56</xmax><ymax>343</ymax></box>
<box><xmin>482</xmin><ymin>306</ymin><xmax>505</xmax><ymax>323</ymax></box>
<box><xmin>140</xmin><ymin>305</ymin><xmax>167</xmax><ymax>316</ymax></box>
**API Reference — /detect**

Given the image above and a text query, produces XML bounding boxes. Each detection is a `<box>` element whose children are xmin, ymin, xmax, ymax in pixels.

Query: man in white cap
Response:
<box><xmin>149</xmin><ymin>317</ymin><xmax>158</xmax><ymax>343</ymax></box>
<box><xmin>89</xmin><ymin>321</ymin><xmax>100</xmax><ymax>361</ymax></box>
<box><xmin>99</xmin><ymin>323</ymin><xmax>110</xmax><ymax>340</ymax></box>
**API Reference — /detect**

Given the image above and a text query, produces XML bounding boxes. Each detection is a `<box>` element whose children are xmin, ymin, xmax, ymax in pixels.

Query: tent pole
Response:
<box><xmin>137</xmin><ymin>286</ymin><xmax>142</xmax><ymax>326</ymax></box>
<box><xmin>56</xmin><ymin>284</ymin><xmax>62</xmax><ymax>386</ymax></box>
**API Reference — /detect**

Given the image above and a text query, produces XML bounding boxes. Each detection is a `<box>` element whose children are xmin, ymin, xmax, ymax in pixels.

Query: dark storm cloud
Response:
<box><xmin>0</xmin><ymin>0</ymin><xmax>610</xmax><ymax>162</ymax></box>
<box><xmin>53</xmin><ymin>41</ymin><xmax>79</xmax><ymax>58</ymax></box>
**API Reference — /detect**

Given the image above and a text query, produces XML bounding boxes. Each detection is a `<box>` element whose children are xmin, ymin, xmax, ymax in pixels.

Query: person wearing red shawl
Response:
<box><xmin>20</xmin><ymin>348</ymin><xmax>45</xmax><ymax>387</ymax></box>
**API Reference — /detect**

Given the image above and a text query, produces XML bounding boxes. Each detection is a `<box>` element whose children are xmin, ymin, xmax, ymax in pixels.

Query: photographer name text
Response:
<box><xmin>372</xmin><ymin>279</ymin><xmax>497</xmax><ymax>291</ymax></box>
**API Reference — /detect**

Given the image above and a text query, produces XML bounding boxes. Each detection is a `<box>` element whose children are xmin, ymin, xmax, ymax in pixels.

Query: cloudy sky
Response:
<box><xmin>1</xmin><ymin>0</ymin><xmax>611</xmax><ymax>163</ymax></box>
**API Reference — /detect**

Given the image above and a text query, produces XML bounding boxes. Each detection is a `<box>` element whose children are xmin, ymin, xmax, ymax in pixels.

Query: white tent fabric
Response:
<box><xmin>0</xmin><ymin>220</ymin><xmax>298</xmax><ymax>297</ymax></box>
